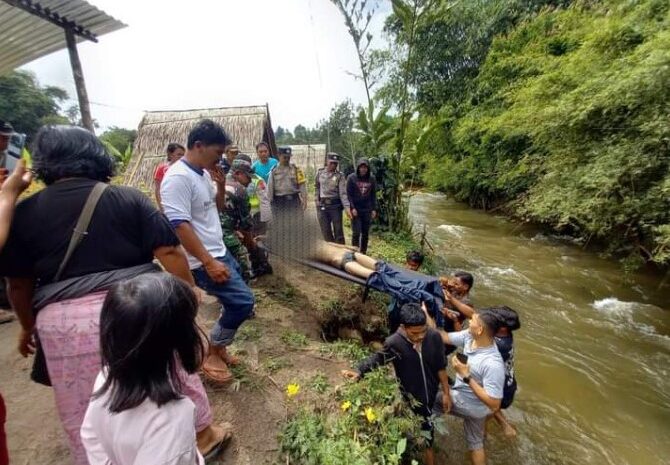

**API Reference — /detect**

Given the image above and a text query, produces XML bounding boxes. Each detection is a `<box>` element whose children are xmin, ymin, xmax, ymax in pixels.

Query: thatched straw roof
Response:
<box><xmin>289</xmin><ymin>144</ymin><xmax>327</xmax><ymax>177</ymax></box>
<box><xmin>125</xmin><ymin>105</ymin><xmax>276</xmax><ymax>190</ymax></box>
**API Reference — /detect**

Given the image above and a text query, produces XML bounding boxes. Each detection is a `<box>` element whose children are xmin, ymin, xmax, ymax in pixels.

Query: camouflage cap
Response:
<box><xmin>232</xmin><ymin>153</ymin><xmax>253</xmax><ymax>174</ymax></box>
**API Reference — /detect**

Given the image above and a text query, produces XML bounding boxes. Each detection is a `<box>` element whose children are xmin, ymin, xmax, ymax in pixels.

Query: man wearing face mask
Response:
<box><xmin>342</xmin><ymin>303</ymin><xmax>450</xmax><ymax>465</ymax></box>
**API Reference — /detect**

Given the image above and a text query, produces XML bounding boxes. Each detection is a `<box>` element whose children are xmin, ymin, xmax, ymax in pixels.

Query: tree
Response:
<box><xmin>0</xmin><ymin>71</ymin><xmax>69</xmax><ymax>140</ymax></box>
<box><xmin>99</xmin><ymin>126</ymin><xmax>137</xmax><ymax>154</ymax></box>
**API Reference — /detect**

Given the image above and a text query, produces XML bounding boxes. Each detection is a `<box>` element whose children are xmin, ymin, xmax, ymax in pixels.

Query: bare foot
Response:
<box><xmin>197</xmin><ymin>422</ymin><xmax>234</xmax><ymax>460</ymax></box>
<box><xmin>503</xmin><ymin>423</ymin><xmax>517</xmax><ymax>439</ymax></box>
<box><xmin>0</xmin><ymin>309</ymin><xmax>16</xmax><ymax>325</ymax></box>
<box><xmin>217</xmin><ymin>346</ymin><xmax>241</xmax><ymax>366</ymax></box>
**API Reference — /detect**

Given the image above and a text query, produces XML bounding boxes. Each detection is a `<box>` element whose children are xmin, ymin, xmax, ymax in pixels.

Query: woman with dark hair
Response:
<box><xmin>81</xmin><ymin>273</ymin><xmax>217</xmax><ymax>465</ymax></box>
<box><xmin>0</xmin><ymin>126</ymin><xmax>229</xmax><ymax>465</ymax></box>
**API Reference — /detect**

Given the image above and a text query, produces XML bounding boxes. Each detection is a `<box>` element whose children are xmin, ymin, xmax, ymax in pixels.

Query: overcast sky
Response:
<box><xmin>21</xmin><ymin>0</ymin><xmax>390</xmax><ymax>133</ymax></box>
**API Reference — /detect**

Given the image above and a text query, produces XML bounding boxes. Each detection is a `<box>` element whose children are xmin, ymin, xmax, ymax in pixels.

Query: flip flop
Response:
<box><xmin>202</xmin><ymin>356</ymin><xmax>233</xmax><ymax>384</ymax></box>
<box><xmin>202</xmin><ymin>423</ymin><xmax>234</xmax><ymax>462</ymax></box>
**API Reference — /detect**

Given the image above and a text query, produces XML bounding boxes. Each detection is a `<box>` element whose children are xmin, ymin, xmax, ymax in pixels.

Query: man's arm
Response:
<box><xmin>208</xmin><ymin>167</ymin><xmax>227</xmax><ymax>212</ymax></box>
<box><xmin>154</xmin><ymin>180</ymin><xmax>162</xmax><ymax>211</ymax></box>
<box><xmin>452</xmin><ymin>358</ymin><xmax>502</xmax><ymax>412</ymax></box>
<box><xmin>174</xmin><ymin>222</ymin><xmax>229</xmax><ymax>283</ymax></box>
<box><xmin>339</xmin><ymin>174</ymin><xmax>351</xmax><ymax>210</ymax></box>
<box><xmin>8</xmin><ymin>277</ymin><xmax>36</xmax><ymax>357</ymax></box>
<box><xmin>438</xmin><ymin>368</ymin><xmax>451</xmax><ymax>412</ymax></box>
<box><xmin>444</xmin><ymin>291</ymin><xmax>475</xmax><ymax>319</ymax></box>
<box><xmin>342</xmin><ymin>344</ymin><xmax>396</xmax><ymax>380</ymax></box>
<box><xmin>467</xmin><ymin>379</ymin><xmax>502</xmax><ymax>412</ymax></box>
<box><xmin>438</xmin><ymin>329</ymin><xmax>468</xmax><ymax>347</ymax></box>
<box><xmin>0</xmin><ymin>160</ymin><xmax>32</xmax><ymax>248</ymax></box>
<box><xmin>315</xmin><ymin>171</ymin><xmax>322</xmax><ymax>207</ymax></box>
<box><xmin>153</xmin><ymin>245</ymin><xmax>195</xmax><ymax>286</ymax></box>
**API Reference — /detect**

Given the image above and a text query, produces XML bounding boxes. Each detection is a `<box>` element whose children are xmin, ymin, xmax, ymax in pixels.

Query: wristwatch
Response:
<box><xmin>462</xmin><ymin>375</ymin><xmax>471</xmax><ymax>384</ymax></box>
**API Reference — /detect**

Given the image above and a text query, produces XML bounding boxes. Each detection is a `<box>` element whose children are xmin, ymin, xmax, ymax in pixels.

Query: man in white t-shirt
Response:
<box><xmin>161</xmin><ymin>119</ymin><xmax>255</xmax><ymax>384</ymax></box>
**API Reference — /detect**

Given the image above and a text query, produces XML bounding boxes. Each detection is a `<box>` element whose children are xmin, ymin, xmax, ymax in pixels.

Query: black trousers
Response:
<box><xmin>351</xmin><ymin>210</ymin><xmax>372</xmax><ymax>253</ymax></box>
<box><xmin>318</xmin><ymin>206</ymin><xmax>345</xmax><ymax>244</ymax></box>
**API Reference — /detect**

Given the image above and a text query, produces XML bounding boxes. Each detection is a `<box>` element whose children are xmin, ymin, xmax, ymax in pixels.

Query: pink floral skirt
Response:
<box><xmin>37</xmin><ymin>290</ymin><xmax>212</xmax><ymax>465</ymax></box>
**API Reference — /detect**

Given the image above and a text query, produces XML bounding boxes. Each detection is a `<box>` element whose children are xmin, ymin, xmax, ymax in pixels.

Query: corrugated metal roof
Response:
<box><xmin>0</xmin><ymin>0</ymin><xmax>126</xmax><ymax>75</ymax></box>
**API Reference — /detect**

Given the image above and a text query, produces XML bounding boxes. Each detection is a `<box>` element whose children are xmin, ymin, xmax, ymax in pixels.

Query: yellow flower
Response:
<box><xmin>286</xmin><ymin>383</ymin><xmax>300</xmax><ymax>398</ymax></box>
<box><xmin>364</xmin><ymin>407</ymin><xmax>377</xmax><ymax>423</ymax></box>
<box><xmin>341</xmin><ymin>401</ymin><xmax>352</xmax><ymax>412</ymax></box>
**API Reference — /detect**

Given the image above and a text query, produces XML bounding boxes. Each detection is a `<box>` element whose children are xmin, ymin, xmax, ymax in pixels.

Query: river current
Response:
<box><xmin>409</xmin><ymin>193</ymin><xmax>670</xmax><ymax>465</ymax></box>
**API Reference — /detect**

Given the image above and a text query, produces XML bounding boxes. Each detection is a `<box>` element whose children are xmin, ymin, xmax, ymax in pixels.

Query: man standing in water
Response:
<box><xmin>342</xmin><ymin>303</ymin><xmax>451</xmax><ymax>465</ymax></box>
<box><xmin>161</xmin><ymin>120</ymin><xmax>255</xmax><ymax>383</ymax></box>
<box><xmin>316</xmin><ymin>153</ymin><xmax>351</xmax><ymax>244</ymax></box>
<box><xmin>434</xmin><ymin>309</ymin><xmax>506</xmax><ymax>465</ymax></box>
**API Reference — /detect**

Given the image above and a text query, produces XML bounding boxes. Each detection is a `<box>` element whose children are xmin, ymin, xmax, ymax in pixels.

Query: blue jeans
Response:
<box><xmin>192</xmin><ymin>253</ymin><xmax>255</xmax><ymax>347</ymax></box>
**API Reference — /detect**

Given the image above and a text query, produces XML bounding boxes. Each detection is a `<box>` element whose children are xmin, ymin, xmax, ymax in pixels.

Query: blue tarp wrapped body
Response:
<box><xmin>367</xmin><ymin>261</ymin><xmax>445</xmax><ymax>327</ymax></box>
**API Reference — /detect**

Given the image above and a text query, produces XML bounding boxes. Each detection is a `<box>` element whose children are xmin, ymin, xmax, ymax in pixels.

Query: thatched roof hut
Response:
<box><xmin>288</xmin><ymin>144</ymin><xmax>327</xmax><ymax>177</ymax></box>
<box><xmin>125</xmin><ymin>105</ymin><xmax>277</xmax><ymax>190</ymax></box>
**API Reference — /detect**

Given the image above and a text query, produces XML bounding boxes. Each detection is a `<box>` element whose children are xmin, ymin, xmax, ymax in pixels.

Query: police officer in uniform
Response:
<box><xmin>316</xmin><ymin>153</ymin><xmax>351</xmax><ymax>244</ymax></box>
<box><xmin>267</xmin><ymin>146</ymin><xmax>307</xmax><ymax>219</ymax></box>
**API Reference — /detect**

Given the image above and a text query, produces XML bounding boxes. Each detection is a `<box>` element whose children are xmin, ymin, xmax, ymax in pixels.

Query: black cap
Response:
<box><xmin>278</xmin><ymin>146</ymin><xmax>292</xmax><ymax>156</ymax></box>
<box><xmin>0</xmin><ymin>121</ymin><xmax>14</xmax><ymax>136</ymax></box>
<box><xmin>326</xmin><ymin>152</ymin><xmax>340</xmax><ymax>163</ymax></box>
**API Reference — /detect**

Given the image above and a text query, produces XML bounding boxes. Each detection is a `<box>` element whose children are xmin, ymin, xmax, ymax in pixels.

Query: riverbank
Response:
<box><xmin>0</xmin><ymin>232</ymin><xmax>441</xmax><ymax>465</ymax></box>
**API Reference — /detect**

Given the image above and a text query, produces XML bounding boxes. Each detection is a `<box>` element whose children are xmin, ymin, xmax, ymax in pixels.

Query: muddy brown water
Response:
<box><xmin>410</xmin><ymin>193</ymin><xmax>670</xmax><ymax>465</ymax></box>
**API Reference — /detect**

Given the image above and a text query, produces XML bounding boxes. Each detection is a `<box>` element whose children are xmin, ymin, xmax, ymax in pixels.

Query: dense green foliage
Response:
<box><xmin>280</xmin><ymin>369</ymin><xmax>424</xmax><ymax>465</ymax></box>
<box><xmin>0</xmin><ymin>71</ymin><xmax>69</xmax><ymax>140</ymax></box>
<box><xmin>417</xmin><ymin>0</ymin><xmax>670</xmax><ymax>266</ymax></box>
<box><xmin>100</xmin><ymin>126</ymin><xmax>137</xmax><ymax>155</ymax></box>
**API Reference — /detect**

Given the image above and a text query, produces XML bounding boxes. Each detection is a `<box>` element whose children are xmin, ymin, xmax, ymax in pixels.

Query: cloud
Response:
<box><xmin>20</xmin><ymin>0</ymin><xmax>376</xmax><ymax>132</ymax></box>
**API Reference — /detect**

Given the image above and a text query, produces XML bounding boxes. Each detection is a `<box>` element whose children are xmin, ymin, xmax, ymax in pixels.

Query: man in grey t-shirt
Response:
<box><xmin>435</xmin><ymin>309</ymin><xmax>505</xmax><ymax>465</ymax></box>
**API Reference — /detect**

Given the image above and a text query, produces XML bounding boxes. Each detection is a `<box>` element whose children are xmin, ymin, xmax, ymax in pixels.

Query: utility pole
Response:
<box><xmin>65</xmin><ymin>26</ymin><xmax>94</xmax><ymax>132</ymax></box>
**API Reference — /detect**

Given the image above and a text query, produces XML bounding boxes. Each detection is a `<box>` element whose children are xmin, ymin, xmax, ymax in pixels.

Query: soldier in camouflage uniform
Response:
<box><xmin>220</xmin><ymin>154</ymin><xmax>255</xmax><ymax>281</ymax></box>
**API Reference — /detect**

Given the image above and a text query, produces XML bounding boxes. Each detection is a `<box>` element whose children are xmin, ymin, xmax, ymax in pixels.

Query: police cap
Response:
<box><xmin>326</xmin><ymin>152</ymin><xmax>340</xmax><ymax>163</ymax></box>
<box><xmin>278</xmin><ymin>146</ymin><xmax>292</xmax><ymax>156</ymax></box>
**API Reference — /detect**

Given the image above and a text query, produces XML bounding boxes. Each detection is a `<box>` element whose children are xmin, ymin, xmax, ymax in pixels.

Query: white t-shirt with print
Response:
<box><xmin>160</xmin><ymin>159</ymin><xmax>227</xmax><ymax>269</ymax></box>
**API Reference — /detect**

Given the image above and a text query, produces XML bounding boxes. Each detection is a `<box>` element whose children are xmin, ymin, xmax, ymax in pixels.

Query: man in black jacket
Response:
<box><xmin>342</xmin><ymin>303</ymin><xmax>451</xmax><ymax>465</ymax></box>
<box><xmin>346</xmin><ymin>158</ymin><xmax>377</xmax><ymax>253</ymax></box>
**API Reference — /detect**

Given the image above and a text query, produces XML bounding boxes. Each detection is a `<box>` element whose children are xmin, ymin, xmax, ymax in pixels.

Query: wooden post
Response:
<box><xmin>64</xmin><ymin>26</ymin><xmax>94</xmax><ymax>132</ymax></box>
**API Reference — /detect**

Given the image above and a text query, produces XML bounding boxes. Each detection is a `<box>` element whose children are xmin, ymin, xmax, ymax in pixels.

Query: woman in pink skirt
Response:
<box><xmin>0</xmin><ymin>126</ymin><xmax>231</xmax><ymax>465</ymax></box>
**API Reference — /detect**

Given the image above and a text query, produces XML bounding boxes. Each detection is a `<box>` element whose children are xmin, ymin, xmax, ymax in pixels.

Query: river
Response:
<box><xmin>409</xmin><ymin>193</ymin><xmax>670</xmax><ymax>465</ymax></box>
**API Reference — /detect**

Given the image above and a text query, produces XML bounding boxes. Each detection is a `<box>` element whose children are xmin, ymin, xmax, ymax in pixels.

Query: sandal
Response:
<box><xmin>202</xmin><ymin>355</ymin><xmax>233</xmax><ymax>384</ymax></box>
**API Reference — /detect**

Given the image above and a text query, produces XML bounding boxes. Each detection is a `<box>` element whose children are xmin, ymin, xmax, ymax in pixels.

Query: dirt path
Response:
<box><xmin>0</xmin><ymin>260</ymin><xmax>353</xmax><ymax>465</ymax></box>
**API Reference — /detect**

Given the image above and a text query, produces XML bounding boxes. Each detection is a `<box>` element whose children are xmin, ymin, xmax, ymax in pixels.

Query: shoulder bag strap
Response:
<box><xmin>54</xmin><ymin>182</ymin><xmax>109</xmax><ymax>282</ymax></box>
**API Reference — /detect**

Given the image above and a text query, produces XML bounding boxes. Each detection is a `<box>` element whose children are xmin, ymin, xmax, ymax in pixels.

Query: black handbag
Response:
<box><xmin>30</xmin><ymin>183</ymin><xmax>108</xmax><ymax>387</ymax></box>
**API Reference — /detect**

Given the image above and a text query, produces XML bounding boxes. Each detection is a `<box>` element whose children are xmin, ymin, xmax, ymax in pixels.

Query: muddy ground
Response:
<box><xmin>0</xmin><ymin>261</ymin><xmax>358</xmax><ymax>465</ymax></box>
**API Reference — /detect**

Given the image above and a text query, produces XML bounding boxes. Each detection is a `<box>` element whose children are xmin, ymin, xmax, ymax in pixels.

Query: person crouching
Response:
<box><xmin>342</xmin><ymin>303</ymin><xmax>450</xmax><ymax>465</ymax></box>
